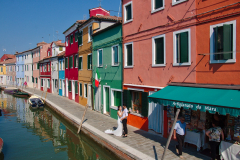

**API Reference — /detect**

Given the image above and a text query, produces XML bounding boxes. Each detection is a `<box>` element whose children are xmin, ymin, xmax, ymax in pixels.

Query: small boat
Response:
<box><xmin>4</xmin><ymin>87</ymin><xmax>18</xmax><ymax>94</ymax></box>
<box><xmin>0</xmin><ymin>138</ymin><xmax>3</xmax><ymax>153</ymax></box>
<box><xmin>28</xmin><ymin>95</ymin><xmax>44</xmax><ymax>109</ymax></box>
<box><xmin>13</xmin><ymin>91</ymin><xmax>29</xmax><ymax>98</ymax></box>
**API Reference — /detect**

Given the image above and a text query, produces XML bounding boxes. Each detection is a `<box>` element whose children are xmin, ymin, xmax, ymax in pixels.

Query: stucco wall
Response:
<box><xmin>51</xmin><ymin>58</ymin><xmax>59</xmax><ymax>94</ymax></box>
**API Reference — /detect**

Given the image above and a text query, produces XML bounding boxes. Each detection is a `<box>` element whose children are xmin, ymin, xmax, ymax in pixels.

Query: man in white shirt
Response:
<box><xmin>121</xmin><ymin>104</ymin><xmax>128</xmax><ymax>137</ymax></box>
<box><xmin>174</xmin><ymin>116</ymin><xmax>186</xmax><ymax>159</ymax></box>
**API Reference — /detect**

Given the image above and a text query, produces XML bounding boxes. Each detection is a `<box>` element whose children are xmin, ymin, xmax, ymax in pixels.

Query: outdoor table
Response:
<box><xmin>220</xmin><ymin>141</ymin><xmax>240</xmax><ymax>160</ymax></box>
<box><xmin>184</xmin><ymin>130</ymin><xmax>205</xmax><ymax>151</ymax></box>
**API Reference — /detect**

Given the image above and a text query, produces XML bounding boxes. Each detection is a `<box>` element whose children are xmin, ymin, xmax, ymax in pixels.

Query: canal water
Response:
<box><xmin>0</xmin><ymin>92</ymin><xmax>120</xmax><ymax>160</ymax></box>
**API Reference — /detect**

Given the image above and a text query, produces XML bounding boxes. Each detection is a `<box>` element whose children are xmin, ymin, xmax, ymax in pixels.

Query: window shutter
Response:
<box><xmin>99</xmin><ymin>50</ymin><xmax>102</xmax><ymax>66</ymax></box>
<box><xmin>69</xmin><ymin>56</ymin><xmax>72</xmax><ymax>68</ymax></box>
<box><xmin>78</xmin><ymin>31</ymin><xmax>82</xmax><ymax>45</ymax></box>
<box><xmin>114</xmin><ymin>91</ymin><xmax>121</xmax><ymax>106</ymax></box>
<box><xmin>126</xmin><ymin>5</ymin><xmax>132</xmax><ymax>21</ymax></box>
<box><xmin>141</xmin><ymin>92</ymin><xmax>149</xmax><ymax>117</ymax></box>
<box><xmin>80</xmin><ymin>83</ymin><xmax>82</xmax><ymax>96</ymax></box>
<box><xmin>123</xmin><ymin>90</ymin><xmax>131</xmax><ymax>109</ymax></box>
<box><xmin>74</xmin><ymin>55</ymin><xmax>77</xmax><ymax>68</ymax></box>
<box><xmin>223</xmin><ymin>24</ymin><xmax>233</xmax><ymax>60</ymax></box>
<box><xmin>68</xmin><ymin>81</ymin><xmax>71</xmax><ymax>91</ymax></box>
<box><xmin>114</xmin><ymin>46</ymin><xmax>118</xmax><ymax>64</ymax></box>
<box><xmin>88</xmin><ymin>55</ymin><xmax>92</xmax><ymax>69</ymax></box>
<box><xmin>155</xmin><ymin>0</ymin><xmax>163</xmax><ymax>9</ymax></box>
<box><xmin>214</xmin><ymin>27</ymin><xmax>220</xmax><ymax>60</ymax></box>
<box><xmin>75</xmin><ymin>81</ymin><xmax>78</xmax><ymax>94</ymax></box>
<box><xmin>127</xmin><ymin>45</ymin><xmax>132</xmax><ymax>66</ymax></box>
<box><xmin>65</xmin><ymin>58</ymin><xmax>68</xmax><ymax>68</ymax></box>
<box><xmin>37</xmin><ymin>63</ymin><xmax>39</xmax><ymax>69</ymax></box>
<box><xmin>155</xmin><ymin>37</ymin><xmax>164</xmax><ymax>64</ymax></box>
<box><xmin>78</xmin><ymin>57</ymin><xmax>82</xmax><ymax>69</ymax></box>
<box><xmin>180</xmin><ymin>32</ymin><xmax>189</xmax><ymax>63</ymax></box>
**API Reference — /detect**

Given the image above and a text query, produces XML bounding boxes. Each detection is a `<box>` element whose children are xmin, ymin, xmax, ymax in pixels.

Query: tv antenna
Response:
<box><xmin>56</xmin><ymin>31</ymin><xmax>59</xmax><ymax>40</ymax></box>
<box><xmin>98</xmin><ymin>0</ymin><xmax>102</xmax><ymax>7</ymax></box>
<box><xmin>83</xmin><ymin>14</ymin><xmax>87</xmax><ymax>20</ymax></box>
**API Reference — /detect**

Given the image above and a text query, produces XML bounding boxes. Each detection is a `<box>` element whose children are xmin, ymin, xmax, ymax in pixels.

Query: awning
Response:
<box><xmin>148</xmin><ymin>85</ymin><xmax>240</xmax><ymax>117</ymax></box>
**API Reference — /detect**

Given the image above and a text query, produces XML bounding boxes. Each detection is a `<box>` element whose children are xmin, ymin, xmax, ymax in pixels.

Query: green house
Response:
<box><xmin>92</xmin><ymin>22</ymin><xmax>122</xmax><ymax>120</ymax></box>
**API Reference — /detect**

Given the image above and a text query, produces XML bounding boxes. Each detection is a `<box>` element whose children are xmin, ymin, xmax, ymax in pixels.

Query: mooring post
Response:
<box><xmin>161</xmin><ymin>108</ymin><xmax>180</xmax><ymax>160</ymax></box>
<box><xmin>77</xmin><ymin>105</ymin><xmax>88</xmax><ymax>134</ymax></box>
<box><xmin>44</xmin><ymin>89</ymin><xmax>48</xmax><ymax>103</ymax></box>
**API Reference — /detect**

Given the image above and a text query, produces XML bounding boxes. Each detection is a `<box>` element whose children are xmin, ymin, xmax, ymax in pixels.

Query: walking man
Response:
<box><xmin>121</xmin><ymin>104</ymin><xmax>128</xmax><ymax>137</ymax></box>
<box><xmin>173</xmin><ymin>116</ymin><xmax>186</xmax><ymax>159</ymax></box>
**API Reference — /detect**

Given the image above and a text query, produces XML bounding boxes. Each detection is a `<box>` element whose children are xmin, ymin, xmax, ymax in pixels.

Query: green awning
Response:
<box><xmin>148</xmin><ymin>85</ymin><xmax>240</xmax><ymax>117</ymax></box>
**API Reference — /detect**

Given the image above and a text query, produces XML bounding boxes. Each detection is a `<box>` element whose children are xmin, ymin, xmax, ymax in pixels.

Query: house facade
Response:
<box><xmin>24</xmin><ymin>50</ymin><xmax>34</xmax><ymax>88</ymax></box>
<box><xmin>50</xmin><ymin>41</ymin><xmax>65</xmax><ymax>95</ymax></box>
<box><xmin>78</xmin><ymin>7</ymin><xmax>120</xmax><ymax>108</ymax></box>
<box><xmin>39</xmin><ymin>56</ymin><xmax>51</xmax><ymax>93</ymax></box>
<box><xmin>92</xmin><ymin>22</ymin><xmax>122</xmax><ymax>119</ymax></box>
<box><xmin>58</xmin><ymin>51</ymin><xmax>65</xmax><ymax>96</ymax></box>
<box><xmin>0</xmin><ymin>63</ymin><xmax>6</xmax><ymax>85</ymax></box>
<box><xmin>5</xmin><ymin>58</ymin><xmax>16</xmax><ymax>85</ymax></box>
<box><xmin>32</xmin><ymin>46</ymin><xmax>40</xmax><ymax>89</ymax></box>
<box><xmin>15</xmin><ymin>52</ymin><xmax>25</xmax><ymax>86</ymax></box>
<box><xmin>122</xmin><ymin>0</ymin><xmax>197</xmax><ymax>133</ymax></box>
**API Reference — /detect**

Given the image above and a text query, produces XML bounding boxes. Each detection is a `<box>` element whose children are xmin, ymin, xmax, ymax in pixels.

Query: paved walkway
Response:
<box><xmin>22</xmin><ymin>87</ymin><xmax>209</xmax><ymax>160</ymax></box>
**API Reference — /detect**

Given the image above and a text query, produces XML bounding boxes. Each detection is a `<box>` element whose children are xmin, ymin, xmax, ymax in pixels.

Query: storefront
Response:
<box><xmin>149</xmin><ymin>83</ymin><xmax>240</xmax><ymax>157</ymax></box>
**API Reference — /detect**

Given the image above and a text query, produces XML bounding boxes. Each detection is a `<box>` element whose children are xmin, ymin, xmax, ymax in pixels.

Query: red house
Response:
<box><xmin>0</xmin><ymin>54</ymin><xmax>15</xmax><ymax>62</ymax></box>
<box><xmin>39</xmin><ymin>47</ymin><xmax>52</xmax><ymax>93</ymax></box>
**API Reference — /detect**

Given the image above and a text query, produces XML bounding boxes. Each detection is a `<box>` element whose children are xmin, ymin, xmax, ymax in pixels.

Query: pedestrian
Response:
<box><xmin>121</xmin><ymin>104</ymin><xmax>128</xmax><ymax>137</ymax></box>
<box><xmin>206</xmin><ymin>120</ymin><xmax>224</xmax><ymax>160</ymax></box>
<box><xmin>24</xmin><ymin>81</ymin><xmax>27</xmax><ymax>88</ymax></box>
<box><xmin>173</xmin><ymin>116</ymin><xmax>186</xmax><ymax>159</ymax></box>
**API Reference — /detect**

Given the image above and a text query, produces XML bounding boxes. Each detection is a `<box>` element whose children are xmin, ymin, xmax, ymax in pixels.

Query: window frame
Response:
<box><xmin>151</xmin><ymin>0</ymin><xmax>165</xmax><ymax>13</ymax></box>
<box><xmin>87</xmin><ymin>53</ymin><xmax>92</xmax><ymax>70</ymax></box>
<box><xmin>173</xmin><ymin>28</ymin><xmax>191</xmax><ymax>66</ymax></box>
<box><xmin>97</xmin><ymin>49</ymin><xmax>103</xmax><ymax>67</ymax></box>
<box><xmin>75</xmin><ymin>54</ymin><xmax>78</xmax><ymax>68</ymax></box>
<box><xmin>75</xmin><ymin>31</ymin><xmax>78</xmax><ymax>42</ymax></box>
<box><xmin>78</xmin><ymin>30</ymin><xmax>83</xmax><ymax>46</ymax></box>
<box><xmin>111</xmin><ymin>45</ymin><xmax>119</xmax><ymax>66</ymax></box>
<box><xmin>152</xmin><ymin>34</ymin><xmax>166</xmax><ymax>67</ymax></box>
<box><xmin>70</xmin><ymin>34</ymin><xmax>73</xmax><ymax>44</ymax></box>
<box><xmin>47</xmin><ymin>79</ymin><xmax>50</xmax><ymax>88</ymax></box>
<box><xmin>78</xmin><ymin>56</ymin><xmax>83</xmax><ymax>70</ymax></box>
<box><xmin>88</xmin><ymin>25</ymin><xmax>93</xmax><ymax>42</ymax></box>
<box><xmin>124</xmin><ymin>42</ymin><xmax>134</xmax><ymax>68</ymax></box>
<box><xmin>111</xmin><ymin>88</ymin><xmax>122</xmax><ymax>107</ymax></box>
<box><xmin>124</xmin><ymin>1</ymin><xmax>133</xmax><ymax>24</ymax></box>
<box><xmin>210</xmin><ymin>20</ymin><xmax>236</xmax><ymax>64</ymax></box>
<box><xmin>84</xmin><ymin>83</ymin><xmax>88</xmax><ymax>98</ymax></box>
<box><xmin>79</xmin><ymin>83</ymin><xmax>82</xmax><ymax>97</ymax></box>
<box><xmin>172</xmin><ymin>0</ymin><xmax>188</xmax><ymax>6</ymax></box>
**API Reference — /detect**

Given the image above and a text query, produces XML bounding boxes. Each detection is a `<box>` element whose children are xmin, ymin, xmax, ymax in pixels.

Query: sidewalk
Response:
<box><xmin>22</xmin><ymin>87</ymin><xmax>209</xmax><ymax>160</ymax></box>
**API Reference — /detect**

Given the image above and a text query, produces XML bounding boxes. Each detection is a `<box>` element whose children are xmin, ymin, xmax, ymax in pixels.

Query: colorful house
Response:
<box><xmin>0</xmin><ymin>54</ymin><xmax>15</xmax><ymax>62</ymax></box>
<box><xmin>78</xmin><ymin>7</ymin><xmax>121</xmax><ymax>108</ymax></box>
<box><xmin>122</xmin><ymin>0</ymin><xmax>197</xmax><ymax>133</ymax></box>
<box><xmin>63</xmin><ymin>20</ymin><xmax>85</xmax><ymax>102</ymax></box>
<box><xmin>50</xmin><ymin>40</ymin><xmax>65</xmax><ymax>95</ymax></box>
<box><xmin>58</xmin><ymin>51</ymin><xmax>65</xmax><ymax>96</ymax></box>
<box><xmin>15</xmin><ymin>51</ymin><xmax>25</xmax><ymax>86</ymax></box>
<box><xmin>92</xmin><ymin>22</ymin><xmax>122</xmax><ymax>119</ymax></box>
<box><xmin>5</xmin><ymin>57</ymin><xmax>16</xmax><ymax>85</ymax></box>
<box><xmin>0</xmin><ymin>62</ymin><xmax>6</xmax><ymax>85</ymax></box>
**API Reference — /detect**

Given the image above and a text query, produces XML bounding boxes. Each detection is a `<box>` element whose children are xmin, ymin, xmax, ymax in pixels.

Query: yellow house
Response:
<box><xmin>0</xmin><ymin>63</ymin><xmax>6</xmax><ymax>85</ymax></box>
<box><xmin>78</xmin><ymin>12</ymin><xmax>120</xmax><ymax>107</ymax></box>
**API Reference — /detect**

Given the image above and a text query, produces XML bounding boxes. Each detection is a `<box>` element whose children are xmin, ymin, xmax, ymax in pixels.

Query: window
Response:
<box><xmin>152</xmin><ymin>34</ymin><xmax>165</xmax><ymax>66</ymax></box>
<box><xmin>74</xmin><ymin>54</ymin><xmax>78</xmax><ymax>68</ymax></box>
<box><xmin>48</xmin><ymin>63</ymin><xmax>50</xmax><ymax>71</ymax></box>
<box><xmin>173</xmin><ymin>28</ymin><xmax>191</xmax><ymax>66</ymax></box>
<box><xmin>75</xmin><ymin>81</ymin><xmax>78</xmax><ymax>94</ymax></box>
<box><xmin>152</xmin><ymin>0</ymin><xmax>164</xmax><ymax>13</ymax></box>
<box><xmin>210</xmin><ymin>20</ymin><xmax>236</xmax><ymax>63</ymax></box>
<box><xmin>22</xmin><ymin>66</ymin><xmax>24</xmax><ymax>72</ymax></box>
<box><xmin>70</xmin><ymin>56</ymin><xmax>73</xmax><ymax>68</ymax></box>
<box><xmin>87</xmin><ymin>54</ymin><xmax>92</xmax><ymax>70</ymax></box>
<box><xmin>36</xmin><ymin>78</ymin><xmax>38</xmax><ymax>84</ymax></box>
<box><xmin>79</xmin><ymin>83</ymin><xmax>82</xmax><ymax>96</ymax></box>
<box><xmin>78</xmin><ymin>56</ymin><xmax>83</xmax><ymax>70</ymax></box>
<box><xmin>47</xmin><ymin>79</ymin><xmax>50</xmax><ymax>88</ymax></box>
<box><xmin>1</xmin><ymin>67</ymin><xmax>2</xmax><ymax>72</ymax></box>
<box><xmin>112</xmin><ymin>45</ymin><xmax>119</xmax><ymax>66</ymax></box>
<box><xmin>32</xmin><ymin>76</ymin><xmax>34</xmax><ymax>83</ymax></box>
<box><xmin>66</xmin><ymin>37</ymin><xmax>68</xmax><ymax>46</ymax></box>
<box><xmin>55</xmin><ymin>79</ymin><xmax>58</xmax><ymax>88</ymax></box>
<box><xmin>88</xmin><ymin>26</ymin><xmax>93</xmax><ymax>42</ymax></box>
<box><xmin>68</xmin><ymin>80</ymin><xmax>72</xmax><ymax>92</ymax></box>
<box><xmin>59</xmin><ymin>47</ymin><xmax>63</xmax><ymax>51</ymax></box>
<box><xmin>124</xmin><ymin>42</ymin><xmax>133</xmax><ymax>67</ymax></box>
<box><xmin>41</xmin><ymin>79</ymin><xmax>43</xmax><ymax>87</ymax></box>
<box><xmin>65</xmin><ymin>57</ymin><xmax>68</xmax><ymax>69</ymax></box>
<box><xmin>40</xmin><ymin>65</ymin><xmax>42</xmax><ymax>72</ymax></box>
<box><xmin>37</xmin><ymin>63</ymin><xmax>39</xmax><ymax>69</ymax></box>
<box><xmin>124</xmin><ymin>1</ymin><xmax>133</xmax><ymax>23</ymax></box>
<box><xmin>78</xmin><ymin>31</ymin><xmax>83</xmax><ymax>46</ymax></box>
<box><xmin>48</xmin><ymin>51</ymin><xmax>50</xmax><ymax>56</ymax></box>
<box><xmin>70</xmin><ymin>34</ymin><xmax>73</xmax><ymax>44</ymax></box>
<box><xmin>98</xmin><ymin>49</ymin><xmax>103</xmax><ymax>67</ymax></box>
<box><xmin>172</xmin><ymin>0</ymin><xmax>188</xmax><ymax>6</ymax></box>
<box><xmin>75</xmin><ymin>31</ymin><xmax>78</xmax><ymax>42</ymax></box>
<box><xmin>113</xmin><ymin>90</ymin><xmax>121</xmax><ymax>106</ymax></box>
<box><xmin>59</xmin><ymin>79</ymin><xmax>62</xmax><ymax>89</ymax></box>
<box><xmin>84</xmin><ymin>84</ymin><xmax>87</xmax><ymax>98</ymax></box>
<box><xmin>59</xmin><ymin>61</ymin><xmax>61</xmax><ymax>70</ymax></box>
<box><xmin>62</xmin><ymin>60</ymin><xmax>65</xmax><ymax>70</ymax></box>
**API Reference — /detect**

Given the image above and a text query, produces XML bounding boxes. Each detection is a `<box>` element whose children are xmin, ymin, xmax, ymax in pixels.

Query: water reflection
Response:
<box><xmin>0</xmin><ymin>92</ymin><xmax>119</xmax><ymax>160</ymax></box>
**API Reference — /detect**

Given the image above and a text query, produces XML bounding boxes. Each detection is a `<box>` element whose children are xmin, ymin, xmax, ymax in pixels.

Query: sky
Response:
<box><xmin>0</xmin><ymin>0</ymin><xmax>122</xmax><ymax>56</ymax></box>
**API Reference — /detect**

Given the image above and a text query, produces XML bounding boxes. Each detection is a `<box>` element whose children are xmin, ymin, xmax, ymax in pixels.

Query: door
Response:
<box><xmin>62</xmin><ymin>80</ymin><xmax>65</xmax><ymax>97</ymax></box>
<box><xmin>72</xmin><ymin>81</ymin><xmax>75</xmax><ymax>100</ymax></box>
<box><xmin>87</xmin><ymin>85</ymin><xmax>92</xmax><ymax>107</ymax></box>
<box><xmin>148</xmin><ymin>91</ymin><xmax>163</xmax><ymax>134</ymax></box>
<box><xmin>66</xmin><ymin>79</ymin><xmax>68</xmax><ymax>97</ymax></box>
<box><xmin>94</xmin><ymin>85</ymin><xmax>101</xmax><ymax>112</ymax></box>
<box><xmin>104</xmin><ymin>87</ymin><xmax>110</xmax><ymax>114</ymax></box>
<box><xmin>52</xmin><ymin>79</ymin><xmax>54</xmax><ymax>93</ymax></box>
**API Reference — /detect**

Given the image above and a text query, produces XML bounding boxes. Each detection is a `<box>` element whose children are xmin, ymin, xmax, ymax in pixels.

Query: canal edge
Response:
<box><xmin>23</xmin><ymin>89</ymin><xmax>154</xmax><ymax>160</ymax></box>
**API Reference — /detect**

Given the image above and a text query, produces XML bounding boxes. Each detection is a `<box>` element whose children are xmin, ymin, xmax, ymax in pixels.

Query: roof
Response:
<box><xmin>43</xmin><ymin>56</ymin><xmax>51</xmax><ymax>60</ymax></box>
<box><xmin>63</xmin><ymin>20</ymin><xmax>86</xmax><ymax>34</ymax></box>
<box><xmin>92</xmin><ymin>22</ymin><xmax>122</xmax><ymax>37</ymax></box>
<box><xmin>2</xmin><ymin>54</ymin><xmax>15</xmax><ymax>59</ymax></box>
<box><xmin>4</xmin><ymin>58</ymin><xmax>16</xmax><ymax>64</ymax></box>
<box><xmin>15</xmin><ymin>46</ymin><xmax>39</xmax><ymax>55</ymax></box>
<box><xmin>53</xmin><ymin>41</ymin><xmax>65</xmax><ymax>47</ymax></box>
<box><xmin>57</xmin><ymin>51</ymin><xmax>65</xmax><ymax>57</ymax></box>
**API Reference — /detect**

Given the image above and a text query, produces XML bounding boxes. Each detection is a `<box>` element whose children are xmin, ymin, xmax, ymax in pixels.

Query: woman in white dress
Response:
<box><xmin>105</xmin><ymin>106</ymin><xmax>123</xmax><ymax>136</ymax></box>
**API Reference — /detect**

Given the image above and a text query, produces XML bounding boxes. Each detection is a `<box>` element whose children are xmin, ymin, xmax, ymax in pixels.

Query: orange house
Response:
<box><xmin>196</xmin><ymin>0</ymin><xmax>240</xmax><ymax>85</ymax></box>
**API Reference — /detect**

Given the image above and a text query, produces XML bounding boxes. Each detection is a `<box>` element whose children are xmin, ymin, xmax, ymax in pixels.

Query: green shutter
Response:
<box><xmin>155</xmin><ymin>37</ymin><xmax>164</xmax><ymax>64</ymax></box>
<box><xmin>99</xmin><ymin>50</ymin><xmax>102</xmax><ymax>66</ymax></box>
<box><xmin>32</xmin><ymin>76</ymin><xmax>34</xmax><ymax>83</ymax></box>
<box><xmin>37</xmin><ymin>63</ymin><xmax>39</xmax><ymax>69</ymax></box>
<box><xmin>78</xmin><ymin>57</ymin><xmax>82</xmax><ymax>69</ymax></box>
<box><xmin>223</xmin><ymin>24</ymin><xmax>233</xmax><ymax>60</ymax></box>
<box><xmin>141</xmin><ymin>92</ymin><xmax>149</xmax><ymax>117</ymax></box>
<box><xmin>155</xmin><ymin>0</ymin><xmax>163</xmax><ymax>9</ymax></box>
<box><xmin>114</xmin><ymin>46</ymin><xmax>118</xmax><ymax>64</ymax></box>
<box><xmin>88</xmin><ymin>55</ymin><xmax>92</xmax><ymax>69</ymax></box>
<box><xmin>75</xmin><ymin>81</ymin><xmax>78</xmax><ymax>94</ymax></box>
<box><xmin>80</xmin><ymin>83</ymin><xmax>82</xmax><ymax>96</ymax></box>
<box><xmin>75</xmin><ymin>32</ymin><xmax>78</xmax><ymax>42</ymax></box>
<box><xmin>65</xmin><ymin>58</ymin><xmax>68</xmax><ymax>68</ymax></box>
<box><xmin>36</xmin><ymin>78</ymin><xmax>38</xmax><ymax>83</ymax></box>
<box><xmin>127</xmin><ymin>44</ymin><xmax>132</xmax><ymax>66</ymax></box>
<box><xmin>114</xmin><ymin>91</ymin><xmax>121</xmax><ymax>106</ymax></box>
<box><xmin>68</xmin><ymin>81</ymin><xmax>71</xmax><ymax>91</ymax></box>
<box><xmin>78</xmin><ymin>31</ymin><xmax>82</xmax><ymax>46</ymax></box>
<box><xmin>123</xmin><ymin>90</ymin><xmax>131</xmax><ymax>109</ymax></box>
<box><xmin>69</xmin><ymin>56</ymin><xmax>72</xmax><ymax>68</ymax></box>
<box><xmin>85</xmin><ymin>84</ymin><xmax>88</xmax><ymax>97</ymax></box>
<box><xmin>180</xmin><ymin>32</ymin><xmax>189</xmax><ymax>63</ymax></box>
<box><xmin>214</xmin><ymin>27</ymin><xmax>220</xmax><ymax>60</ymax></box>
<box><xmin>126</xmin><ymin>4</ymin><xmax>132</xmax><ymax>21</ymax></box>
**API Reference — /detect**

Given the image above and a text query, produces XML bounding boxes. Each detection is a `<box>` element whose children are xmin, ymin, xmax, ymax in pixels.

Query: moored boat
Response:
<box><xmin>28</xmin><ymin>95</ymin><xmax>44</xmax><ymax>109</ymax></box>
<box><xmin>13</xmin><ymin>91</ymin><xmax>29</xmax><ymax>98</ymax></box>
<box><xmin>4</xmin><ymin>87</ymin><xmax>18</xmax><ymax>95</ymax></box>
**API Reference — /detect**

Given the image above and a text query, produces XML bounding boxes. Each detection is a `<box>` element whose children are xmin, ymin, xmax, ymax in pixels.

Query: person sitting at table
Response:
<box><xmin>206</xmin><ymin>120</ymin><xmax>224</xmax><ymax>160</ymax></box>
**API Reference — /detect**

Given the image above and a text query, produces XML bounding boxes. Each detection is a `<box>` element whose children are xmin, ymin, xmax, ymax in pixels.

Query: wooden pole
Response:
<box><xmin>161</xmin><ymin>108</ymin><xmax>180</xmax><ymax>160</ymax></box>
<box><xmin>44</xmin><ymin>89</ymin><xmax>48</xmax><ymax>103</ymax></box>
<box><xmin>77</xmin><ymin>105</ymin><xmax>88</xmax><ymax>134</ymax></box>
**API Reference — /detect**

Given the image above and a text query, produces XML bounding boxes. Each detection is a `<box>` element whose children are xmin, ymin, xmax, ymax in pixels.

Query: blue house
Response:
<box><xmin>15</xmin><ymin>51</ymin><xmax>25</xmax><ymax>86</ymax></box>
<box><xmin>58</xmin><ymin>51</ymin><xmax>65</xmax><ymax>96</ymax></box>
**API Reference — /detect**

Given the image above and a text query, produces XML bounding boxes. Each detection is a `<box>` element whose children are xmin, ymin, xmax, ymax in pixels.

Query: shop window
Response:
<box><xmin>87</xmin><ymin>54</ymin><xmax>92</xmax><ymax>70</ymax></box>
<box><xmin>152</xmin><ymin>0</ymin><xmax>164</xmax><ymax>13</ymax></box>
<box><xmin>124</xmin><ymin>42</ymin><xmax>133</xmax><ymax>67</ymax></box>
<box><xmin>173</xmin><ymin>28</ymin><xmax>191</xmax><ymax>66</ymax></box>
<box><xmin>112</xmin><ymin>45</ymin><xmax>119</xmax><ymax>66</ymax></box>
<box><xmin>210</xmin><ymin>20</ymin><xmax>236</xmax><ymax>63</ymax></box>
<box><xmin>152</xmin><ymin>34</ymin><xmax>165</xmax><ymax>66</ymax></box>
<box><xmin>98</xmin><ymin>49</ymin><xmax>103</xmax><ymax>67</ymax></box>
<box><xmin>124</xmin><ymin>1</ymin><xmax>133</xmax><ymax>24</ymax></box>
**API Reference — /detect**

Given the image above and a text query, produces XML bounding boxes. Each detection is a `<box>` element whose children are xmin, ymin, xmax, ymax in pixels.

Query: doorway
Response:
<box><xmin>72</xmin><ymin>81</ymin><xmax>75</xmax><ymax>100</ymax></box>
<box><xmin>62</xmin><ymin>80</ymin><xmax>65</xmax><ymax>97</ymax></box>
<box><xmin>87</xmin><ymin>84</ymin><xmax>92</xmax><ymax>107</ymax></box>
<box><xmin>103</xmin><ymin>86</ymin><xmax>110</xmax><ymax>115</ymax></box>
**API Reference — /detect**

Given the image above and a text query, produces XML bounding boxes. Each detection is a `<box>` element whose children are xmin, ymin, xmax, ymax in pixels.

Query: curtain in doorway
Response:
<box><xmin>148</xmin><ymin>92</ymin><xmax>163</xmax><ymax>133</ymax></box>
<box><xmin>94</xmin><ymin>86</ymin><xmax>101</xmax><ymax>112</ymax></box>
<box><xmin>87</xmin><ymin>85</ymin><xmax>92</xmax><ymax>107</ymax></box>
